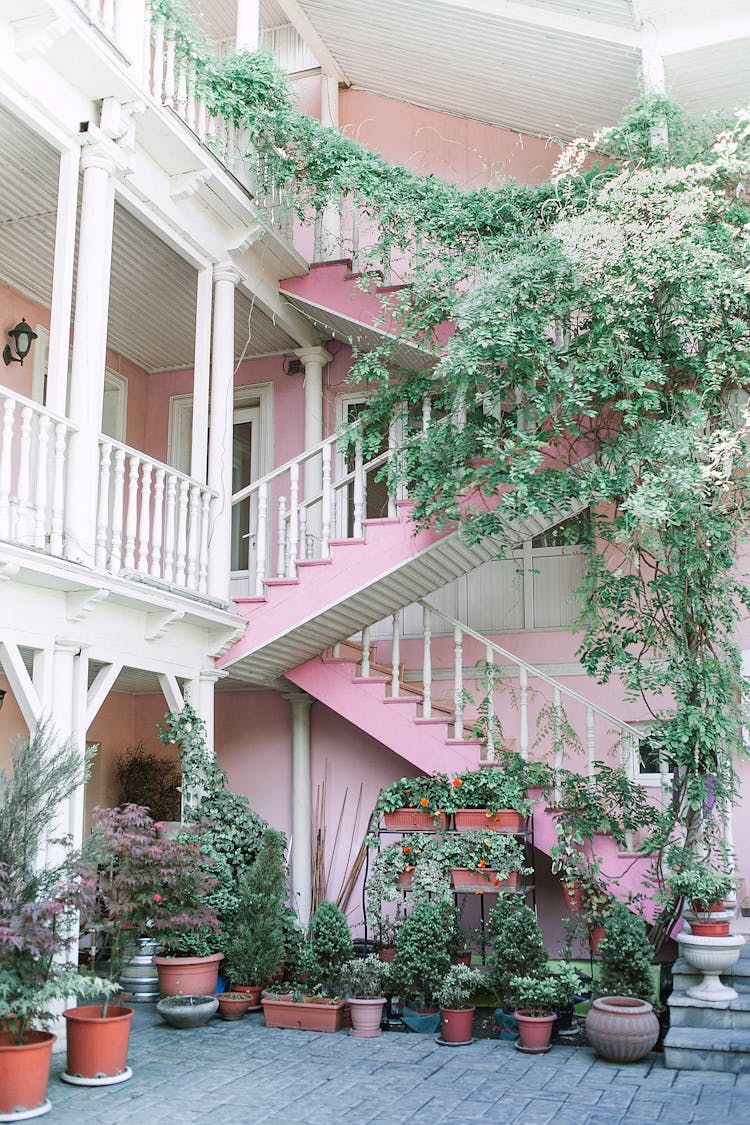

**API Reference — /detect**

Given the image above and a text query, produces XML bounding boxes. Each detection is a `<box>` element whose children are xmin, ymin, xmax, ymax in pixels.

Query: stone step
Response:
<box><xmin>673</xmin><ymin>957</ymin><xmax>750</xmax><ymax>995</ymax></box>
<box><xmin>668</xmin><ymin>990</ymin><xmax>750</xmax><ymax>1030</ymax></box>
<box><xmin>663</xmin><ymin>1025</ymin><xmax>750</xmax><ymax>1072</ymax></box>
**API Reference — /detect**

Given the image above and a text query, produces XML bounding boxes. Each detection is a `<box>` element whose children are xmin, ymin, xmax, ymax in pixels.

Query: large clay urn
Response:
<box><xmin>585</xmin><ymin>997</ymin><xmax>659</xmax><ymax>1063</ymax></box>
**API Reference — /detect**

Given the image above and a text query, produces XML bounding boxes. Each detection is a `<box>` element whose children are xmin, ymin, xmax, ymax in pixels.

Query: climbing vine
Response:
<box><xmin>146</xmin><ymin>0</ymin><xmax>750</xmax><ymax>945</ymax></box>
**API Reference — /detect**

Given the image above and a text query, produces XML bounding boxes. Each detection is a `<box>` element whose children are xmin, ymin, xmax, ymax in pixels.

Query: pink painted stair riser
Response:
<box><xmin>454</xmin><ymin>809</ymin><xmax>524</xmax><ymax>833</ymax></box>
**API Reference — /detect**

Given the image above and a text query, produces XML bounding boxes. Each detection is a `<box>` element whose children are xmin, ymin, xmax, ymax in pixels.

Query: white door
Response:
<box><xmin>230</xmin><ymin>405</ymin><xmax>260</xmax><ymax>592</ymax></box>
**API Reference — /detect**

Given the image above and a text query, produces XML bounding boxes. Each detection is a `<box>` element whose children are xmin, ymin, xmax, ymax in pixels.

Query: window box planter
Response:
<box><xmin>454</xmin><ymin>809</ymin><xmax>524</xmax><ymax>833</ymax></box>
<box><xmin>450</xmin><ymin>868</ymin><xmax>520</xmax><ymax>892</ymax></box>
<box><xmin>383</xmin><ymin>809</ymin><xmax>448</xmax><ymax>832</ymax></box>
<box><xmin>261</xmin><ymin>996</ymin><xmax>347</xmax><ymax>1032</ymax></box>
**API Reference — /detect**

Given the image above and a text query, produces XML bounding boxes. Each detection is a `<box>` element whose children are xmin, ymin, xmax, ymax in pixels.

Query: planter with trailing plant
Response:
<box><xmin>441</xmin><ymin>830</ymin><xmax>527</xmax><ymax>892</ymax></box>
<box><xmin>261</xmin><ymin>901</ymin><xmax>353</xmax><ymax>1032</ymax></box>
<box><xmin>223</xmin><ymin>828</ymin><xmax>289</xmax><ymax>1008</ymax></box>
<box><xmin>341</xmin><ymin>955</ymin><xmax>390</xmax><ymax>1037</ymax></box>
<box><xmin>448</xmin><ymin>766</ymin><xmax>533</xmax><ymax>832</ymax></box>
<box><xmin>585</xmin><ymin>904</ymin><xmax>660</xmax><ymax>1062</ymax></box>
<box><xmin>436</xmin><ymin>964</ymin><xmax>481</xmax><ymax>1045</ymax></box>
<box><xmin>668</xmin><ymin>867</ymin><xmax>735</xmax><ymax>937</ymax></box>
<box><xmin>374</xmin><ymin>775</ymin><xmax>450</xmax><ymax>831</ymax></box>
<box><xmin>510</xmin><ymin>964</ymin><xmax>580</xmax><ymax>1053</ymax></box>
<box><xmin>0</xmin><ymin>726</ymin><xmax>115</xmax><ymax>1116</ymax></box>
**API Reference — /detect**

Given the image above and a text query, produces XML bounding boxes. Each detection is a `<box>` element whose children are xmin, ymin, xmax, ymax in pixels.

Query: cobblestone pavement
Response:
<box><xmin>44</xmin><ymin>1007</ymin><xmax>750</xmax><ymax>1124</ymax></box>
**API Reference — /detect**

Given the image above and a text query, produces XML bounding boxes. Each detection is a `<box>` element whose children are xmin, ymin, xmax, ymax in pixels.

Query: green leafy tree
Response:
<box><xmin>307</xmin><ymin>900</ymin><xmax>354</xmax><ymax>996</ymax></box>
<box><xmin>223</xmin><ymin>828</ymin><xmax>288</xmax><ymax>987</ymax></box>
<box><xmin>595</xmin><ymin>903</ymin><xmax>656</xmax><ymax>1004</ymax></box>
<box><xmin>392</xmin><ymin>900</ymin><xmax>455</xmax><ymax>1006</ymax></box>
<box><xmin>486</xmin><ymin>898</ymin><xmax>547</xmax><ymax>1009</ymax></box>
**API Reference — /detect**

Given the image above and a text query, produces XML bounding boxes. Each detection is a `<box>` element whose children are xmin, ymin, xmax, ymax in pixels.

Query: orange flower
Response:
<box><xmin>478</xmin><ymin>860</ymin><xmax>487</xmax><ymax>868</ymax></box>
<box><xmin>404</xmin><ymin>865</ymin><xmax>414</xmax><ymax>873</ymax></box>
<box><xmin>402</xmin><ymin>846</ymin><xmax>411</xmax><ymax>854</ymax></box>
<box><xmin>453</xmin><ymin>778</ymin><xmax>462</xmax><ymax>788</ymax></box>
<box><xmin>493</xmin><ymin>878</ymin><xmax>500</xmax><ymax>887</ymax></box>
<box><xmin>420</xmin><ymin>797</ymin><xmax>429</xmax><ymax>807</ymax></box>
<box><xmin>483</xmin><ymin>839</ymin><xmax>491</xmax><ymax>846</ymax></box>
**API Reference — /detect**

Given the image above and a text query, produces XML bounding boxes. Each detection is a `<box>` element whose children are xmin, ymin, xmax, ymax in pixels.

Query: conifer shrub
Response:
<box><xmin>307</xmin><ymin>900</ymin><xmax>354</xmax><ymax>996</ymax></box>
<box><xmin>486</xmin><ymin>896</ymin><xmax>547</xmax><ymax>1009</ymax></box>
<box><xmin>392</xmin><ymin>900</ymin><xmax>454</xmax><ymax>1007</ymax></box>
<box><xmin>223</xmin><ymin>828</ymin><xmax>288</xmax><ymax>987</ymax></box>
<box><xmin>595</xmin><ymin>903</ymin><xmax>656</xmax><ymax>1004</ymax></box>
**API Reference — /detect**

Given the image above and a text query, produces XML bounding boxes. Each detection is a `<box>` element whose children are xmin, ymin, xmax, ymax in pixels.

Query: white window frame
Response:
<box><xmin>101</xmin><ymin>369</ymin><xmax>128</xmax><ymax>443</ymax></box>
<box><xmin>167</xmin><ymin>381</ymin><xmax>274</xmax><ymax>479</ymax></box>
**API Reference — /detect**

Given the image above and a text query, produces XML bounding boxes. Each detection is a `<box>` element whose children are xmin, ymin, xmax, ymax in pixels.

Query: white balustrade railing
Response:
<box><xmin>400</xmin><ymin>600</ymin><xmax>646</xmax><ymax>816</ymax></box>
<box><xmin>232</xmin><ymin>424</ymin><xmax>397</xmax><ymax>597</ymax></box>
<box><xmin>0</xmin><ymin>390</ymin><xmax>75</xmax><ymax>556</ymax></box>
<box><xmin>73</xmin><ymin>0</ymin><xmax>117</xmax><ymax>37</ymax></box>
<box><xmin>97</xmin><ymin>438</ymin><xmax>215</xmax><ymax>595</ymax></box>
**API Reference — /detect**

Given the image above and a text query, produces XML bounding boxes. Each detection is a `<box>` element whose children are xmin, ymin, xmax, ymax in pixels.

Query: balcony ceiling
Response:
<box><xmin>0</xmin><ymin>104</ymin><xmax>296</xmax><ymax>375</ymax></box>
<box><xmin>193</xmin><ymin>0</ymin><xmax>750</xmax><ymax>141</ymax></box>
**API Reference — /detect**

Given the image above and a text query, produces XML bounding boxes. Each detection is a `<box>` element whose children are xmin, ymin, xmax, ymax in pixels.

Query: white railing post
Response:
<box><xmin>50</xmin><ymin>422</ymin><xmax>67</xmax><ymax>556</ymax></box>
<box><xmin>151</xmin><ymin>467</ymin><xmax>165</xmax><ymax>578</ymax></box>
<box><xmin>33</xmin><ymin>416</ymin><xmax>51</xmax><ymax>550</ymax></box>
<box><xmin>519</xmin><ymin>665</ymin><xmax>529</xmax><ymax>761</ymax></box>
<box><xmin>361</xmin><ymin>625</ymin><xmax>371</xmax><ymax>679</ymax></box>
<box><xmin>162</xmin><ymin>474</ymin><xmax>177</xmax><ymax>583</ymax></box>
<box><xmin>254</xmin><ymin>481</ymin><xmax>268</xmax><ymax>597</ymax></box>
<box><xmin>321</xmin><ymin>443</ymin><xmax>332</xmax><ymax>558</ymax></box>
<box><xmin>186</xmin><ymin>484</ymin><xmax>201</xmax><ymax>589</ymax></box>
<box><xmin>621</xmin><ymin>733</ymin><xmax>637</xmax><ymax>850</ymax></box>
<box><xmin>123</xmin><ymin>455</ymin><xmax>139</xmax><ymax>570</ymax></box>
<box><xmin>96</xmin><ymin>441</ymin><xmax>112</xmax><ymax>568</ymax></box>
<box><xmin>422</xmin><ymin>604</ymin><xmax>433</xmax><ymax>720</ymax></box>
<box><xmin>277</xmin><ymin>496</ymin><xmax>288</xmax><ymax>578</ymax></box>
<box><xmin>151</xmin><ymin>18</ymin><xmax>165</xmax><ymax>99</ymax></box>
<box><xmin>586</xmin><ymin>706</ymin><xmax>596</xmax><ymax>782</ymax></box>
<box><xmin>109</xmin><ymin>447</ymin><xmax>126</xmax><ymax>574</ymax></box>
<box><xmin>552</xmin><ymin>686</ymin><xmax>563</xmax><ymax>805</ymax></box>
<box><xmin>453</xmin><ymin>625</ymin><xmax>464</xmax><ymax>740</ymax></box>
<box><xmin>288</xmin><ymin>463</ymin><xmax>299</xmax><ymax>577</ymax></box>
<box><xmin>0</xmin><ymin>398</ymin><xmax>14</xmax><ymax>539</ymax></box>
<box><xmin>298</xmin><ymin>507</ymin><xmax>308</xmax><ymax>561</ymax></box>
<box><xmin>136</xmin><ymin>461</ymin><xmax>153</xmax><ymax>573</ymax></box>
<box><xmin>163</xmin><ymin>22</ymin><xmax>177</xmax><ymax>108</ymax></box>
<box><xmin>175</xmin><ymin>478</ymin><xmax>189</xmax><ymax>587</ymax></box>
<box><xmin>485</xmin><ymin>644</ymin><xmax>496</xmax><ymax>761</ymax></box>
<box><xmin>15</xmin><ymin>406</ymin><xmax>33</xmax><ymax>543</ymax></box>
<box><xmin>387</xmin><ymin>415</ymin><xmax>399</xmax><ymax>517</ymax></box>
<box><xmin>659</xmin><ymin>755</ymin><xmax>671</xmax><ymax>811</ymax></box>
<box><xmin>198</xmin><ymin>490</ymin><xmax>211</xmax><ymax>594</ymax></box>
<box><xmin>390</xmin><ymin>613</ymin><xmax>401</xmax><ymax>699</ymax></box>
<box><xmin>353</xmin><ymin>439</ymin><xmax>364</xmax><ymax>538</ymax></box>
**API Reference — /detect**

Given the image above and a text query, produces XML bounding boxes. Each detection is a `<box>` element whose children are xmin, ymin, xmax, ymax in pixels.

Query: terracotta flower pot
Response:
<box><xmin>62</xmin><ymin>1005</ymin><xmax>134</xmax><ymax>1085</ymax></box>
<box><xmin>395</xmin><ymin>869</ymin><xmax>414</xmax><ymax>889</ymax></box>
<box><xmin>440</xmin><ymin>1006</ymin><xmax>475</xmax><ymax>1044</ymax></box>
<box><xmin>348</xmin><ymin>997</ymin><xmax>386</xmax><ymax>1037</ymax></box>
<box><xmin>454</xmin><ymin>809</ymin><xmax>524</xmax><ymax>832</ymax></box>
<box><xmin>589</xmin><ymin>925</ymin><xmax>606</xmax><ymax>955</ymax></box>
<box><xmin>261</xmin><ymin>996</ymin><xmax>346</xmax><ymax>1032</ymax></box>
<box><xmin>153</xmin><ymin>952</ymin><xmax>224</xmax><ymax>997</ymax></box>
<box><xmin>514</xmin><ymin>1011</ymin><xmax>556</xmax><ymax>1053</ymax></box>
<box><xmin>690</xmin><ymin>920</ymin><xmax>730</xmax><ymax>937</ymax></box>
<box><xmin>0</xmin><ymin>1030</ymin><xmax>55</xmax><ymax>1117</ymax></box>
<box><xmin>228</xmin><ymin>984</ymin><xmax>263</xmax><ymax>1008</ymax></box>
<box><xmin>454</xmin><ymin>951</ymin><xmax>472</xmax><ymax>967</ymax></box>
<box><xmin>585</xmin><ymin>997</ymin><xmax>660</xmax><ymax>1063</ymax></box>
<box><xmin>450</xmin><ymin>867</ymin><xmax>519</xmax><ymax>891</ymax></box>
<box><xmin>383</xmin><ymin>809</ymin><xmax>448</xmax><ymax>831</ymax></box>
<box><xmin>378</xmin><ymin>945</ymin><xmax>396</xmax><ymax>963</ymax></box>
<box><xmin>216</xmin><ymin>993</ymin><xmax>254</xmax><ymax>1021</ymax></box>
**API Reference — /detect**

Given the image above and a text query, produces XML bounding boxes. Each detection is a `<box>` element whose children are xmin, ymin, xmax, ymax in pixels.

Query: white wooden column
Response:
<box><xmin>320</xmin><ymin>72</ymin><xmax>341</xmax><ymax>259</ymax></box>
<box><xmin>64</xmin><ymin>144</ymin><xmax>117</xmax><ymax>566</ymax></box>
<box><xmin>194</xmin><ymin>668</ymin><xmax>227</xmax><ymax>759</ymax></box>
<box><xmin>296</xmin><ymin>344</ymin><xmax>331</xmax><ymax>504</ymax></box>
<box><xmin>46</xmin><ymin>148</ymin><xmax>80</xmax><ymax>415</ymax></box>
<box><xmin>287</xmin><ymin>691</ymin><xmax>313</xmax><ymax>925</ymax></box>
<box><xmin>207</xmin><ymin>263</ymin><xmax>240</xmax><ymax>600</ymax></box>
<box><xmin>190</xmin><ymin>265</ymin><xmax>213</xmax><ymax>483</ymax></box>
<box><xmin>235</xmin><ymin>0</ymin><xmax>260</xmax><ymax>51</ymax></box>
<box><xmin>46</xmin><ymin>639</ymin><xmax>88</xmax><ymax>864</ymax></box>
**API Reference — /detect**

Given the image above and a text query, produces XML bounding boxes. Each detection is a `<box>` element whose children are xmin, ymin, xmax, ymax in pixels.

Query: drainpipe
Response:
<box><xmin>286</xmin><ymin>691</ymin><xmax>313</xmax><ymax>925</ymax></box>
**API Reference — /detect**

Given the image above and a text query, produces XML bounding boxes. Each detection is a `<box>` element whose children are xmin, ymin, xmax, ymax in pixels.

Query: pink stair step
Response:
<box><xmin>233</xmin><ymin>595</ymin><xmax>267</xmax><ymax>606</ymax></box>
<box><xmin>383</xmin><ymin>696</ymin><xmax>419</xmax><ymax>706</ymax></box>
<box><xmin>361</xmin><ymin>517</ymin><xmax>401</xmax><ymax>526</ymax></box>
<box><xmin>352</xmin><ymin>675</ymin><xmax>390</xmax><ymax>685</ymax></box>
<box><xmin>328</xmin><ymin>538</ymin><xmax>366</xmax><ymax>548</ymax></box>
<box><xmin>264</xmin><ymin>577</ymin><xmax>301</xmax><ymax>588</ymax></box>
<box><xmin>296</xmin><ymin>558</ymin><xmax>334</xmax><ymax>568</ymax></box>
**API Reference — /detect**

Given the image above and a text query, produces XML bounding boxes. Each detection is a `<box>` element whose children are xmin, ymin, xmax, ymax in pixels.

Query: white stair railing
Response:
<box><xmin>97</xmin><ymin>438</ymin><xmax>216</xmax><ymax>595</ymax></box>
<box><xmin>414</xmin><ymin>600</ymin><xmax>645</xmax><ymax>790</ymax></box>
<box><xmin>0</xmin><ymin>390</ymin><xmax>75</xmax><ymax>556</ymax></box>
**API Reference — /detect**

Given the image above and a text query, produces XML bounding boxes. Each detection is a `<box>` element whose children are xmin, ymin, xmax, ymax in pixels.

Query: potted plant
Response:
<box><xmin>222</xmin><ymin>827</ymin><xmax>288</xmax><ymax>1007</ymax></box>
<box><xmin>509</xmin><ymin>964</ymin><xmax>580</xmax><ymax>1053</ymax></box>
<box><xmin>448</xmin><ymin>766</ymin><xmax>532</xmax><ymax>831</ymax></box>
<box><xmin>392</xmin><ymin>900</ymin><xmax>455</xmax><ymax>1030</ymax></box>
<box><xmin>0</xmin><ymin>725</ymin><xmax>114</xmax><ymax>1117</ymax></box>
<box><xmin>262</xmin><ymin>901</ymin><xmax>353</xmax><ymax>1032</ymax></box>
<box><xmin>485</xmin><ymin>897</ymin><xmax>547</xmax><ymax>1013</ymax></box>
<box><xmin>668</xmin><ymin>866</ymin><xmax>735</xmax><ymax>936</ymax></box>
<box><xmin>436</xmin><ymin>963</ymin><xmax>482</xmax><ymax>1044</ymax></box>
<box><xmin>441</xmin><ymin>830</ymin><xmax>527</xmax><ymax>891</ymax></box>
<box><xmin>341</xmin><ymin>955</ymin><xmax>390</xmax><ymax>1037</ymax></box>
<box><xmin>374</xmin><ymin>774</ymin><xmax>451</xmax><ymax>830</ymax></box>
<box><xmin>585</xmin><ymin>903</ymin><xmax>660</xmax><ymax>1063</ymax></box>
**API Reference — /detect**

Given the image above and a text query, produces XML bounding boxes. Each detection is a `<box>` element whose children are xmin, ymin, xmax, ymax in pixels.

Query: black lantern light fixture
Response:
<box><xmin>3</xmin><ymin>318</ymin><xmax>38</xmax><ymax>367</ymax></box>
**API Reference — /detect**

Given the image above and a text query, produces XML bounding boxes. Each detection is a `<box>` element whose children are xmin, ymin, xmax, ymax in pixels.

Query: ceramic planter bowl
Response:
<box><xmin>585</xmin><ymin>997</ymin><xmax>659</xmax><ymax>1063</ymax></box>
<box><xmin>679</xmin><ymin>933</ymin><xmax>744</xmax><ymax>1001</ymax></box>
<box><xmin>156</xmin><ymin>995</ymin><xmax>219</xmax><ymax>1028</ymax></box>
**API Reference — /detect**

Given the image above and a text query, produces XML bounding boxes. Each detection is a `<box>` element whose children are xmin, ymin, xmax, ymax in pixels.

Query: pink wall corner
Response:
<box><xmin>0</xmin><ymin>677</ymin><xmax>27</xmax><ymax>774</ymax></box>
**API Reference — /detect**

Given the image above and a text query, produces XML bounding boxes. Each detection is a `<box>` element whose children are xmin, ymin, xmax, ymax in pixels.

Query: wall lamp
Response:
<box><xmin>3</xmin><ymin>318</ymin><xmax>38</xmax><ymax>367</ymax></box>
<box><xmin>0</xmin><ymin>689</ymin><xmax>5</xmax><ymax>710</ymax></box>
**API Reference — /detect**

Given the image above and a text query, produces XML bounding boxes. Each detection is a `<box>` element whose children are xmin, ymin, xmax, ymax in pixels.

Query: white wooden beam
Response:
<box><xmin>658</xmin><ymin>15</ymin><xmax>750</xmax><ymax>57</ymax></box>
<box><xmin>86</xmin><ymin>661</ymin><xmax>123</xmax><ymax>728</ymax></box>
<box><xmin>145</xmin><ymin>609</ymin><xmax>185</xmax><ymax>641</ymax></box>
<box><xmin>158</xmin><ymin>673</ymin><xmax>185</xmax><ymax>714</ymax></box>
<box><xmin>0</xmin><ymin>641</ymin><xmax>42</xmax><ymax>730</ymax></box>
<box><xmin>442</xmin><ymin>0</ymin><xmax>640</xmax><ymax>47</ymax></box>
<box><xmin>274</xmin><ymin>0</ymin><xmax>349</xmax><ymax>84</ymax></box>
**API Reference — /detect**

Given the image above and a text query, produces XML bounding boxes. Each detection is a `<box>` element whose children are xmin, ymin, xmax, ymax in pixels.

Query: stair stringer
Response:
<box><xmin>285</xmin><ymin>654</ymin><xmax>481</xmax><ymax>774</ymax></box>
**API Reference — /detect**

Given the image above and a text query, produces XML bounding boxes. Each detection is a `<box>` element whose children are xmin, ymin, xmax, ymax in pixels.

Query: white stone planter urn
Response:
<box><xmin>679</xmin><ymin>933</ymin><xmax>744</xmax><ymax>1002</ymax></box>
